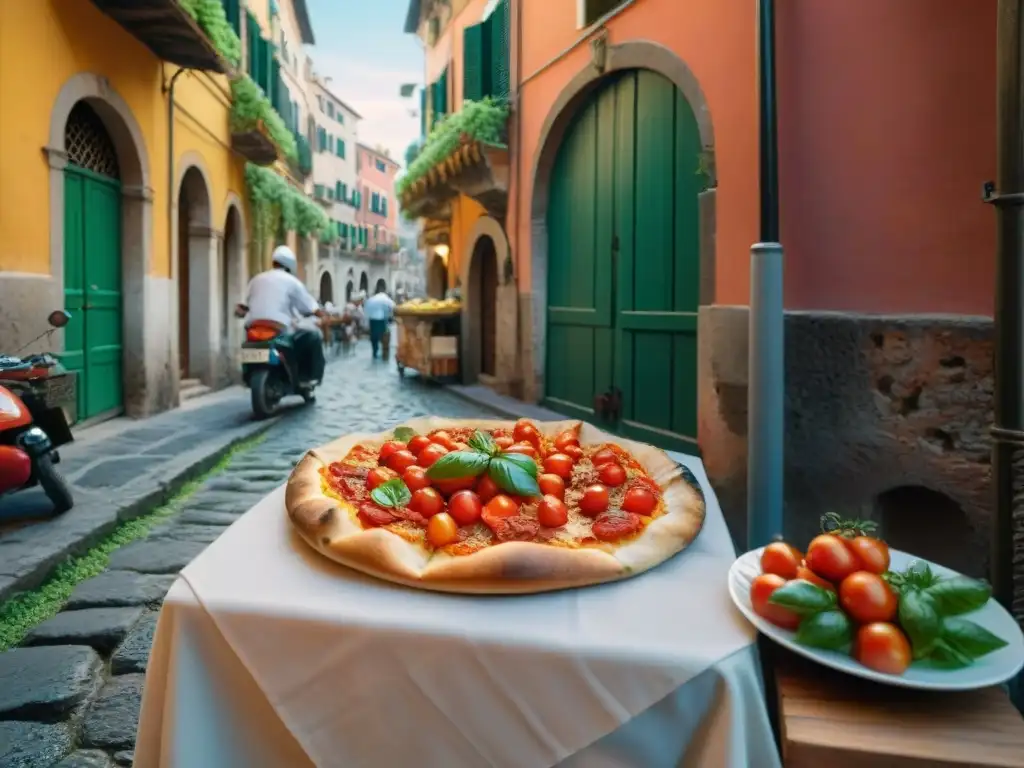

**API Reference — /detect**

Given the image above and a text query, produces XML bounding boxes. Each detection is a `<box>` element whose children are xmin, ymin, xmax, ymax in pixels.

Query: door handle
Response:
<box><xmin>593</xmin><ymin>391</ymin><xmax>610</xmax><ymax>420</ymax></box>
<box><xmin>607</xmin><ymin>387</ymin><xmax>622</xmax><ymax>422</ymax></box>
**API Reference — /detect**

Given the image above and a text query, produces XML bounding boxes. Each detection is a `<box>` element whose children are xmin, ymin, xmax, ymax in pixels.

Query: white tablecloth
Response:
<box><xmin>135</xmin><ymin>454</ymin><xmax>779</xmax><ymax>768</ymax></box>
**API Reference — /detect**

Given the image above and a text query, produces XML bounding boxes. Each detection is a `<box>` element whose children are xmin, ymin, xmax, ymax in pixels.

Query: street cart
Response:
<box><xmin>394</xmin><ymin>300</ymin><xmax>461</xmax><ymax>381</ymax></box>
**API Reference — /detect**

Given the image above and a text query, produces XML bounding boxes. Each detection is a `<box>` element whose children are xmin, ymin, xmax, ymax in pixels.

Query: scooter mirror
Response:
<box><xmin>47</xmin><ymin>310</ymin><xmax>71</xmax><ymax>329</ymax></box>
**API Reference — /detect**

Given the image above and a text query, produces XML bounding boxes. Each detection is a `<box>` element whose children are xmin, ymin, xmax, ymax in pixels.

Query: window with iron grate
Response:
<box><xmin>64</xmin><ymin>102</ymin><xmax>120</xmax><ymax>179</ymax></box>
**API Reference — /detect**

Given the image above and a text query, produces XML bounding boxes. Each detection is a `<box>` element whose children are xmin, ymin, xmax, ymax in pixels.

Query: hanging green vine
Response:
<box><xmin>396</xmin><ymin>97</ymin><xmax>508</xmax><ymax>198</ymax></box>
<box><xmin>230</xmin><ymin>76</ymin><xmax>297</xmax><ymax>163</ymax></box>
<box><xmin>244</xmin><ymin>163</ymin><xmax>328</xmax><ymax>254</ymax></box>
<box><xmin>178</xmin><ymin>0</ymin><xmax>242</xmax><ymax>68</ymax></box>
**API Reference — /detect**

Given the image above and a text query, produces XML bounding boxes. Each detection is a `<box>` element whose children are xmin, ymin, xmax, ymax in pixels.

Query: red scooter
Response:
<box><xmin>0</xmin><ymin>311</ymin><xmax>75</xmax><ymax>515</ymax></box>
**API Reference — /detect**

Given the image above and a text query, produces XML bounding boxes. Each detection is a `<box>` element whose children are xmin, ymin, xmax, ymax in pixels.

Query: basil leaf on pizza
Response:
<box><xmin>468</xmin><ymin>430</ymin><xmax>499</xmax><ymax>456</ymax></box>
<box><xmin>393</xmin><ymin>426</ymin><xmax>416</xmax><ymax>442</ymax></box>
<box><xmin>370</xmin><ymin>478</ymin><xmax>412</xmax><ymax>508</ymax></box>
<box><xmin>489</xmin><ymin>455</ymin><xmax>541</xmax><ymax>497</ymax></box>
<box><xmin>426</xmin><ymin>451</ymin><xmax>491</xmax><ymax>480</ymax></box>
<box><xmin>495</xmin><ymin>451</ymin><xmax>539</xmax><ymax>477</ymax></box>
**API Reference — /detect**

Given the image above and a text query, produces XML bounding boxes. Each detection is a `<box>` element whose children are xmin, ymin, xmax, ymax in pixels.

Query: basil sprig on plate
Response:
<box><xmin>426</xmin><ymin>429</ymin><xmax>540</xmax><ymax>497</ymax></box>
<box><xmin>393</xmin><ymin>426</ymin><xmax>416</xmax><ymax>442</ymax></box>
<box><xmin>370</xmin><ymin>478</ymin><xmax>412</xmax><ymax>509</ymax></box>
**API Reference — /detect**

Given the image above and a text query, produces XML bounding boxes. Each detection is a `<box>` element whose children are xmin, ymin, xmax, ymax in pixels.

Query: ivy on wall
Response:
<box><xmin>396</xmin><ymin>97</ymin><xmax>508</xmax><ymax>198</ymax></box>
<box><xmin>178</xmin><ymin>0</ymin><xmax>242</xmax><ymax>67</ymax></box>
<box><xmin>230</xmin><ymin>76</ymin><xmax>298</xmax><ymax>162</ymax></box>
<box><xmin>245</xmin><ymin>163</ymin><xmax>329</xmax><ymax>254</ymax></box>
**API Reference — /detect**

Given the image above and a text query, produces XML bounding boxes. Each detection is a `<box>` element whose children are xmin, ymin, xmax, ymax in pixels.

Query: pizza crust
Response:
<box><xmin>285</xmin><ymin>417</ymin><xmax>706</xmax><ymax>594</ymax></box>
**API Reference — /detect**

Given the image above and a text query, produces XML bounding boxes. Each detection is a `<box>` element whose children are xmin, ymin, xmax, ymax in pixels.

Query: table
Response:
<box><xmin>135</xmin><ymin>453</ymin><xmax>780</xmax><ymax>768</ymax></box>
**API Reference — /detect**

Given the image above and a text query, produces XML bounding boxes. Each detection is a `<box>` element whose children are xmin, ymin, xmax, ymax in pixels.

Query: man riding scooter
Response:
<box><xmin>236</xmin><ymin>246</ymin><xmax>327</xmax><ymax>390</ymax></box>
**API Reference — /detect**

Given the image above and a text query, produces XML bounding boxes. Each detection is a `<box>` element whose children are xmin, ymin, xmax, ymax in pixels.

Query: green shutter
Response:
<box><xmin>222</xmin><ymin>0</ymin><xmax>241</xmax><ymax>35</ymax></box>
<box><xmin>341</xmin><ymin>182</ymin><xmax>348</xmax><ymax>201</ymax></box>
<box><xmin>489</xmin><ymin>0</ymin><xmax>510</xmax><ymax>100</ymax></box>
<box><xmin>340</xmin><ymin>139</ymin><xmax>346</xmax><ymax>159</ymax></box>
<box><xmin>463</xmin><ymin>23</ymin><xmax>484</xmax><ymax>103</ymax></box>
<box><xmin>420</xmin><ymin>87</ymin><xmax>427</xmax><ymax>137</ymax></box>
<box><xmin>382</xmin><ymin>197</ymin><xmax>388</xmax><ymax>218</ymax></box>
<box><xmin>314</xmin><ymin>184</ymin><xmax>324</xmax><ymax>198</ymax></box>
<box><xmin>246</xmin><ymin>12</ymin><xmax>260</xmax><ymax>77</ymax></box>
<box><xmin>270</xmin><ymin>56</ymin><xmax>281</xmax><ymax>113</ymax></box>
<box><xmin>336</xmin><ymin>181</ymin><xmax>343</xmax><ymax>198</ymax></box>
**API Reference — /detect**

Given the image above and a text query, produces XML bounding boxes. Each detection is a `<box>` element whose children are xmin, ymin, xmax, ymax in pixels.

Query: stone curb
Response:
<box><xmin>445</xmin><ymin>384</ymin><xmax>568</xmax><ymax>422</ymax></box>
<box><xmin>0</xmin><ymin>416</ymin><xmax>279</xmax><ymax>604</ymax></box>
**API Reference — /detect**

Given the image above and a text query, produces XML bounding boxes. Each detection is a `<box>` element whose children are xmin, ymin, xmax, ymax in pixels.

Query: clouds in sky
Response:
<box><xmin>314</xmin><ymin>55</ymin><xmax>423</xmax><ymax>166</ymax></box>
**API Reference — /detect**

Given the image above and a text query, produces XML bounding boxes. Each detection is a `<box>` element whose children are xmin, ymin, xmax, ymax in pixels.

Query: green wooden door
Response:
<box><xmin>545</xmin><ymin>70</ymin><xmax>704</xmax><ymax>455</ymax></box>
<box><xmin>63</xmin><ymin>165</ymin><xmax>124</xmax><ymax>421</ymax></box>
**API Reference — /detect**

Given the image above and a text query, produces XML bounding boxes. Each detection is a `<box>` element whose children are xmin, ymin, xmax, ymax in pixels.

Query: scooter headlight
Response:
<box><xmin>0</xmin><ymin>391</ymin><xmax>21</xmax><ymax>417</ymax></box>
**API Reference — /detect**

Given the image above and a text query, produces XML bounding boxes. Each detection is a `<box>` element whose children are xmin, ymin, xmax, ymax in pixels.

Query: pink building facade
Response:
<box><xmin>355</xmin><ymin>143</ymin><xmax>400</xmax><ymax>254</ymax></box>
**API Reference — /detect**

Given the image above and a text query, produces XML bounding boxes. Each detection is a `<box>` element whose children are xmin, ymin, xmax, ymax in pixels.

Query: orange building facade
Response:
<box><xmin>402</xmin><ymin>0</ymin><xmax>998</xmax><ymax>570</ymax></box>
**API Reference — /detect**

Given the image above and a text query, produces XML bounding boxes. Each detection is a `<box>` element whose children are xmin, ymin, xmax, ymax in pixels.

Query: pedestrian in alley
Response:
<box><xmin>363</xmin><ymin>286</ymin><xmax>395</xmax><ymax>360</ymax></box>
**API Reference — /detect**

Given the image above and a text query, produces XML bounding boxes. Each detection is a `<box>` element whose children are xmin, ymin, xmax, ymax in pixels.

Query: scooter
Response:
<box><xmin>236</xmin><ymin>305</ymin><xmax>318</xmax><ymax>419</ymax></box>
<box><xmin>0</xmin><ymin>311</ymin><xmax>75</xmax><ymax>514</ymax></box>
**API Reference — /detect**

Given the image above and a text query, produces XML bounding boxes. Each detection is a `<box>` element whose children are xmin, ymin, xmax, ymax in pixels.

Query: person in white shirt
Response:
<box><xmin>363</xmin><ymin>288</ymin><xmax>396</xmax><ymax>359</ymax></box>
<box><xmin>236</xmin><ymin>246</ymin><xmax>327</xmax><ymax>384</ymax></box>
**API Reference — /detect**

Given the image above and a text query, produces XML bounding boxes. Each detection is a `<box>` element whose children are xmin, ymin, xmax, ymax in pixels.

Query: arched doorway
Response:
<box><xmin>62</xmin><ymin>102</ymin><xmax>124</xmax><ymax>421</ymax></box>
<box><xmin>359</xmin><ymin>271</ymin><xmax>369</xmax><ymax>295</ymax></box>
<box><xmin>428</xmin><ymin>253</ymin><xmax>448</xmax><ymax>299</ymax></box>
<box><xmin>222</xmin><ymin>203</ymin><xmax>245</xmax><ymax>382</ymax></box>
<box><xmin>319</xmin><ymin>271</ymin><xmax>334</xmax><ymax>304</ymax></box>
<box><xmin>374</xmin><ymin>277</ymin><xmax>387</xmax><ymax>295</ymax></box>
<box><xmin>467</xmin><ymin>235</ymin><xmax>498</xmax><ymax>379</ymax></box>
<box><xmin>177</xmin><ymin>166</ymin><xmax>214</xmax><ymax>385</ymax></box>
<box><xmin>544</xmin><ymin>69</ymin><xmax>703</xmax><ymax>453</ymax></box>
<box><xmin>346</xmin><ymin>281</ymin><xmax>354</xmax><ymax>302</ymax></box>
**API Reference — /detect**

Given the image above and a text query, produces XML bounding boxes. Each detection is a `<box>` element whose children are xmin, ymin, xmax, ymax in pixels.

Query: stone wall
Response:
<box><xmin>699</xmin><ymin>306</ymin><xmax>993</xmax><ymax>577</ymax></box>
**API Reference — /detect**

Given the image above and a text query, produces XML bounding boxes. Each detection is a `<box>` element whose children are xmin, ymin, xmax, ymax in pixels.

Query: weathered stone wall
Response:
<box><xmin>699</xmin><ymin>306</ymin><xmax>993</xmax><ymax>577</ymax></box>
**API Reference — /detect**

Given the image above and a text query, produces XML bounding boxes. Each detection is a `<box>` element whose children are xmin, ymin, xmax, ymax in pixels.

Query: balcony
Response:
<box><xmin>230</xmin><ymin>121</ymin><xmax>278</xmax><ymax>166</ymax></box>
<box><xmin>89</xmin><ymin>0</ymin><xmax>227</xmax><ymax>72</ymax></box>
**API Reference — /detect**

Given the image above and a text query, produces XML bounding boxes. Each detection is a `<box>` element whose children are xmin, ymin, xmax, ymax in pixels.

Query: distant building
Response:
<box><xmin>354</xmin><ymin>144</ymin><xmax>401</xmax><ymax>296</ymax></box>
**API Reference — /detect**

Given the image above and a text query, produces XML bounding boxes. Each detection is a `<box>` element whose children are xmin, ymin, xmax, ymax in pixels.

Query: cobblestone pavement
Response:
<box><xmin>0</xmin><ymin>345</ymin><xmax>501</xmax><ymax>767</ymax></box>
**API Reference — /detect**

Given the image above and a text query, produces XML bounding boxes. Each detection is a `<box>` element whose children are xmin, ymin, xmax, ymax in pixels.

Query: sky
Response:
<box><xmin>305</xmin><ymin>0</ymin><xmax>423</xmax><ymax>167</ymax></box>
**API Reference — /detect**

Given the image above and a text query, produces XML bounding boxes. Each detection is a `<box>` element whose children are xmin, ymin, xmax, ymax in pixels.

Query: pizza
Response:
<box><xmin>285</xmin><ymin>417</ymin><xmax>706</xmax><ymax>594</ymax></box>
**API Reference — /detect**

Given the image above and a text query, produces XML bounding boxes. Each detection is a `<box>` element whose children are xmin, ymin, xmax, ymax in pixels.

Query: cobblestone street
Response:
<box><xmin>0</xmin><ymin>347</ymin><xmax>501</xmax><ymax>767</ymax></box>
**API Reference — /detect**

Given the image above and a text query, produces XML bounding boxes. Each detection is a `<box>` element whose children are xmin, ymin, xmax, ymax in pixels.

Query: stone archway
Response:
<box><xmin>346</xmin><ymin>280</ymin><xmax>354</xmax><ymax>302</ymax></box>
<box><xmin>175</xmin><ymin>156</ymin><xmax>216</xmax><ymax>390</ymax></box>
<box><xmin>221</xmin><ymin>196</ymin><xmax>247</xmax><ymax>384</ymax></box>
<box><xmin>427</xmin><ymin>251</ymin><xmax>448</xmax><ymax>299</ymax></box>
<box><xmin>461</xmin><ymin>216</ymin><xmax>517</xmax><ymax>391</ymax></box>
<box><xmin>320</xmin><ymin>270</ymin><xmax>334</xmax><ymax>304</ymax></box>
<box><xmin>44</xmin><ymin>72</ymin><xmax>156</xmax><ymax>419</ymax></box>
<box><xmin>526</xmin><ymin>42</ymin><xmax>717</xmax><ymax>403</ymax></box>
<box><xmin>359</xmin><ymin>271</ymin><xmax>369</xmax><ymax>295</ymax></box>
<box><xmin>374</xmin><ymin>277</ymin><xmax>387</xmax><ymax>295</ymax></box>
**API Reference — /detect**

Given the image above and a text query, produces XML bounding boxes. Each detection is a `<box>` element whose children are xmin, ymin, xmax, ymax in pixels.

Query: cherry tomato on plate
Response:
<box><xmin>805</xmin><ymin>534</ymin><xmax>860</xmax><ymax>583</ymax></box>
<box><xmin>854</xmin><ymin>622</ymin><xmax>911</xmax><ymax>675</ymax></box>
<box><xmin>378</xmin><ymin>441</ymin><xmax>406</xmax><ymax>464</ymax></box>
<box><xmin>579</xmin><ymin>485</ymin><xmax>609</xmax><ymax>517</ymax></box>
<box><xmin>848</xmin><ymin>536</ymin><xmax>890</xmax><ymax>574</ymax></box>
<box><xmin>749</xmin><ymin>573</ymin><xmax>801</xmax><ymax>630</ymax></box>
<box><xmin>366</xmin><ymin>467</ymin><xmax>397</xmax><ymax>491</ymax></box>
<box><xmin>591</xmin><ymin>448</ymin><xmax>618</xmax><ymax>467</ymax></box>
<box><xmin>407</xmin><ymin>435</ymin><xmax>433</xmax><ymax>456</ymax></box>
<box><xmin>760</xmin><ymin>542</ymin><xmax>803</xmax><ymax>581</ymax></box>
<box><xmin>386</xmin><ymin>450</ymin><xmax>418</xmax><ymax>474</ymax></box>
<box><xmin>537</xmin><ymin>495</ymin><xmax>569</xmax><ymax>528</ymax></box>
<box><xmin>597</xmin><ymin>461</ymin><xmax>626</xmax><ymax>487</ymax></box>
<box><xmin>402</xmin><ymin>466</ymin><xmax>431</xmax><ymax>492</ymax></box>
<box><xmin>410</xmin><ymin>488</ymin><xmax>444</xmax><ymax>517</ymax></box>
<box><xmin>554</xmin><ymin>430</ymin><xmax>580</xmax><ymax>452</ymax></box>
<box><xmin>839</xmin><ymin>571</ymin><xmax>897</xmax><ymax>623</ymax></box>
<box><xmin>543</xmin><ymin>453</ymin><xmax>574</xmax><ymax>480</ymax></box>
<box><xmin>622</xmin><ymin>486</ymin><xmax>657</xmax><ymax>516</ymax></box>
<box><xmin>448</xmin><ymin>490</ymin><xmax>483</xmax><ymax>526</ymax></box>
<box><xmin>537</xmin><ymin>473</ymin><xmax>566</xmax><ymax>500</ymax></box>
<box><xmin>417</xmin><ymin>443</ymin><xmax>449</xmax><ymax>468</ymax></box>
<box><xmin>795</xmin><ymin>564</ymin><xmax>834</xmax><ymax>592</ymax></box>
<box><xmin>427</xmin><ymin>512</ymin><xmax>460</xmax><ymax>548</ymax></box>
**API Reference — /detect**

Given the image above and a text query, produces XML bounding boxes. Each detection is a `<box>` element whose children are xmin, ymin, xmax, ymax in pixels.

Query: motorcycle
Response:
<box><xmin>236</xmin><ymin>305</ymin><xmax>318</xmax><ymax>419</ymax></box>
<box><xmin>0</xmin><ymin>310</ymin><xmax>76</xmax><ymax>514</ymax></box>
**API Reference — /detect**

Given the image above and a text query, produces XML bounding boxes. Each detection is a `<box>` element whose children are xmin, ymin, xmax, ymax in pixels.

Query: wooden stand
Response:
<box><xmin>395</xmin><ymin>309</ymin><xmax>460</xmax><ymax>381</ymax></box>
<box><xmin>776</xmin><ymin>653</ymin><xmax>1024</xmax><ymax>767</ymax></box>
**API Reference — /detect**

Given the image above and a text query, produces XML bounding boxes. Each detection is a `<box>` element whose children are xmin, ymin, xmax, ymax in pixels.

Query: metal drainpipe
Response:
<box><xmin>747</xmin><ymin>0</ymin><xmax>784</xmax><ymax>550</ymax></box>
<box><xmin>165</xmin><ymin>67</ymin><xmax>189</xmax><ymax>275</ymax></box>
<box><xmin>987</xmin><ymin>0</ymin><xmax>1024</xmax><ymax>659</ymax></box>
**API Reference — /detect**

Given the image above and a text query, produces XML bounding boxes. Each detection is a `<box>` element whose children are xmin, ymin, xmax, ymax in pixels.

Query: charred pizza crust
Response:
<box><xmin>285</xmin><ymin>417</ymin><xmax>705</xmax><ymax>594</ymax></box>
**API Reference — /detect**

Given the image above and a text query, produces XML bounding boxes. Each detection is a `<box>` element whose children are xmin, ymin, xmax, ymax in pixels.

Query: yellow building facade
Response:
<box><xmin>0</xmin><ymin>0</ymin><xmax>314</xmax><ymax>423</ymax></box>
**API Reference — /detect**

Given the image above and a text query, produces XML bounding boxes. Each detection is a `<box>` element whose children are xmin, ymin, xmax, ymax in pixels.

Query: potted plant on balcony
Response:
<box><xmin>230</xmin><ymin>76</ymin><xmax>297</xmax><ymax>166</ymax></box>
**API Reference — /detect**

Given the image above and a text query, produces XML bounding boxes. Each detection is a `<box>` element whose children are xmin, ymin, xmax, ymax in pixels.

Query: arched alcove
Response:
<box><xmin>875</xmin><ymin>486</ymin><xmax>974</xmax><ymax>575</ymax></box>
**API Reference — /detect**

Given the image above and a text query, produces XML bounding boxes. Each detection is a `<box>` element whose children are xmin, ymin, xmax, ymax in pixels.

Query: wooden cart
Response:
<box><xmin>394</xmin><ymin>306</ymin><xmax>461</xmax><ymax>381</ymax></box>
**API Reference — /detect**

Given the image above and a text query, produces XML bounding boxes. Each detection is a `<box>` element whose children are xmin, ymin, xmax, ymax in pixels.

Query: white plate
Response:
<box><xmin>728</xmin><ymin>547</ymin><xmax>1024</xmax><ymax>690</ymax></box>
<box><xmin>241</xmin><ymin>348</ymin><xmax>270</xmax><ymax>364</ymax></box>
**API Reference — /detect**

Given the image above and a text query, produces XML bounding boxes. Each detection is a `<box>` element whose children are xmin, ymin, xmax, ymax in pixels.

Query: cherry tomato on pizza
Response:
<box><xmin>579</xmin><ymin>485</ymin><xmax>610</xmax><ymax>517</ymax></box>
<box><xmin>759</xmin><ymin>542</ymin><xmax>803</xmax><ymax>581</ymax></box>
<box><xmin>839</xmin><ymin>571</ymin><xmax>897</xmax><ymax>624</ymax></box>
<box><xmin>402</xmin><ymin>466</ymin><xmax>432</xmax><ymax>492</ymax></box>
<box><xmin>749</xmin><ymin>573</ymin><xmax>802</xmax><ymax>630</ymax></box>
<box><xmin>537</xmin><ymin>473</ymin><xmax>565</xmax><ymax>500</ymax></box>
<box><xmin>591</xmin><ymin>448</ymin><xmax>618</xmax><ymax>467</ymax></box>
<box><xmin>563</xmin><ymin>444</ymin><xmax>584</xmax><ymax>462</ymax></box>
<box><xmin>417</xmin><ymin>443</ymin><xmax>449</xmax><ymax>468</ymax></box>
<box><xmin>430</xmin><ymin>431</ymin><xmax>460</xmax><ymax>452</ymax></box>
<box><xmin>592</xmin><ymin>512</ymin><xmax>642</xmax><ymax>541</ymax></box>
<box><xmin>386</xmin><ymin>450</ymin><xmax>418</xmax><ymax>474</ymax></box>
<box><xmin>597</xmin><ymin>461</ymin><xmax>626</xmax><ymax>487</ymax></box>
<box><xmin>448</xmin><ymin>490</ymin><xmax>484</xmax><ymax>526</ymax></box>
<box><xmin>432</xmin><ymin>476</ymin><xmax>478</xmax><ymax>496</ymax></box>
<box><xmin>537</xmin><ymin>495</ymin><xmax>569</xmax><ymax>528</ymax></box>
<box><xmin>505</xmin><ymin>442</ymin><xmax>538</xmax><ymax>459</ymax></box>
<box><xmin>854</xmin><ymin>622</ymin><xmax>911</xmax><ymax>675</ymax></box>
<box><xmin>621</xmin><ymin>486</ymin><xmax>657</xmax><ymax>516</ymax></box>
<box><xmin>427</xmin><ymin>512</ymin><xmax>460</xmax><ymax>548</ymax></box>
<box><xmin>513</xmin><ymin>419</ymin><xmax>541</xmax><ymax>445</ymax></box>
<box><xmin>358</xmin><ymin>502</ymin><xmax>396</xmax><ymax>528</ymax></box>
<box><xmin>805</xmin><ymin>534</ymin><xmax>860</xmax><ymax>583</ymax></box>
<box><xmin>407</xmin><ymin>435</ymin><xmax>433</xmax><ymax>456</ymax></box>
<box><xmin>554</xmin><ymin>430</ymin><xmax>580</xmax><ymax>452</ymax></box>
<box><xmin>481</xmin><ymin>494</ymin><xmax>520</xmax><ymax>530</ymax></box>
<box><xmin>366</xmin><ymin>467</ymin><xmax>397</xmax><ymax>491</ymax></box>
<box><xmin>494</xmin><ymin>435</ymin><xmax>515</xmax><ymax>450</ymax></box>
<box><xmin>379</xmin><ymin>441</ymin><xmax>406</xmax><ymax>464</ymax></box>
<box><xmin>475</xmin><ymin>474</ymin><xmax>500</xmax><ymax>504</ymax></box>
<box><xmin>543</xmin><ymin>453</ymin><xmax>574</xmax><ymax>480</ymax></box>
<box><xmin>410</xmin><ymin>488</ymin><xmax>444</xmax><ymax>518</ymax></box>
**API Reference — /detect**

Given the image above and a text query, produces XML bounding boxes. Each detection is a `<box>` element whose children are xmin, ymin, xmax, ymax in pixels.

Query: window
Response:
<box><xmin>336</xmin><ymin>111</ymin><xmax>345</xmax><ymax>125</ymax></box>
<box><xmin>381</xmin><ymin>197</ymin><xmax>388</xmax><ymax>218</ymax></box>
<box><xmin>371</xmin><ymin>192</ymin><xmax>380</xmax><ymax>213</ymax></box>
<box><xmin>317</xmin><ymin>95</ymin><xmax>323</xmax><ymax>112</ymax></box>
<box><xmin>340</xmin><ymin>182</ymin><xmax>348</xmax><ymax>202</ymax></box>
<box><xmin>375</xmin><ymin>158</ymin><xmax>387</xmax><ymax>172</ymax></box>
<box><xmin>336</xmin><ymin>138</ymin><xmax>346</xmax><ymax>159</ymax></box>
<box><xmin>327</xmin><ymin>101</ymin><xmax>335</xmax><ymax>118</ymax></box>
<box><xmin>336</xmin><ymin>181</ymin><xmax>343</xmax><ymax>199</ymax></box>
<box><xmin>314</xmin><ymin>184</ymin><xmax>325</xmax><ymax>199</ymax></box>
<box><xmin>577</xmin><ymin>0</ymin><xmax>628</xmax><ymax>28</ymax></box>
<box><xmin>326</xmin><ymin>187</ymin><xmax>334</xmax><ymax>200</ymax></box>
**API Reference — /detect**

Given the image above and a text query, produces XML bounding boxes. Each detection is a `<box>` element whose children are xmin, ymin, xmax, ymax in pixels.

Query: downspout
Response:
<box><xmin>163</xmin><ymin>65</ymin><xmax>189</xmax><ymax>393</ymax></box>
<box><xmin>987</xmin><ymin>0</ymin><xmax>1024</xmax><ymax>644</ymax></box>
<box><xmin>746</xmin><ymin>0</ymin><xmax>784</xmax><ymax>550</ymax></box>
